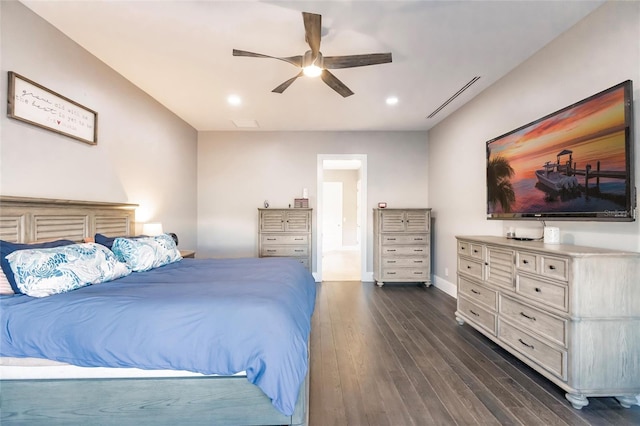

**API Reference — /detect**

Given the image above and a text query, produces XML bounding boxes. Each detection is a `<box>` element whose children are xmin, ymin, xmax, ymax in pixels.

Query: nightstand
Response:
<box><xmin>180</xmin><ymin>250</ymin><xmax>195</xmax><ymax>259</ymax></box>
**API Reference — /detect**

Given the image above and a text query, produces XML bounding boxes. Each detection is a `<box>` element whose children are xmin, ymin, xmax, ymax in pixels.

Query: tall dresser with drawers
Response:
<box><xmin>373</xmin><ymin>208</ymin><xmax>431</xmax><ymax>287</ymax></box>
<box><xmin>455</xmin><ymin>235</ymin><xmax>640</xmax><ymax>409</ymax></box>
<box><xmin>258</xmin><ymin>208</ymin><xmax>312</xmax><ymax>272</ymax></box>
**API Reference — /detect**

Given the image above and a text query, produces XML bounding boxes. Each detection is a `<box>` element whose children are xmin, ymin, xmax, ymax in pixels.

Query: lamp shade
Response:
<box><xmin>142</xmin><ymin>222</ymin><xmax>164</xmax><ymax>236</ymax></box>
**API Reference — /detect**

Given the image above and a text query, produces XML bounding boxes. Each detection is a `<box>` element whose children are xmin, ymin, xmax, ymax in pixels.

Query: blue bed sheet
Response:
<box><xmin>0</xmin><ymin>257</ymin><xmax>316</xmax><ymax>416</ymax></box>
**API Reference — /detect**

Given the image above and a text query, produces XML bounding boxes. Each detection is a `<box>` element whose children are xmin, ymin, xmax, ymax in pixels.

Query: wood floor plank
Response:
<box><xmin>308</xmin><ymin>282</ymin><xmax>640</xmax><ymax>425</ymax></box>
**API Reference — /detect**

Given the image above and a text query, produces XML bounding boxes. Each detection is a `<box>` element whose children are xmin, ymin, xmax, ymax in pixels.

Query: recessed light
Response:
<box><xmin>227</xmin><ymin>95</ymin><xmax>242</xmax><ymax>106</ymax></box>
<box><xmin>386</xmin><ymin>96</ymin><xmax>398</xmax><ymax>106</ymax></box>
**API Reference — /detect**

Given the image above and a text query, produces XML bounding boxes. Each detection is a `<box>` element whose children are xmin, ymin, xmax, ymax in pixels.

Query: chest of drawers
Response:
<box><xmin>455</xmin><ymin>236</ymin><xmax>640</xmax><ymax>410</ymax></box>
<box><xmin>258</xmin><ymin>208</ymin><xmax>312</xmax><ymax>271</ymax></box>
<box><xmin>373</xmin><ymin>208</ymin><xmax>431</xmax><ymax>287</ymax></box>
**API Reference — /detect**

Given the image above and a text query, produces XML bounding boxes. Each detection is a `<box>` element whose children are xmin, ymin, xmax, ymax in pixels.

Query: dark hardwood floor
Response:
<box><xmin>308</xmin><ymin>281</ymin><xmax>640</xmax><ymax>426</ymax></box>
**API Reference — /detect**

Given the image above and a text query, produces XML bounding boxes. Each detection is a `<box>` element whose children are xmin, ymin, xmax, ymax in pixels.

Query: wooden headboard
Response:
<box><xmin>0</xmin><ymin>196</ymin><xmax>137</xmax><ymax>243</ymax></box>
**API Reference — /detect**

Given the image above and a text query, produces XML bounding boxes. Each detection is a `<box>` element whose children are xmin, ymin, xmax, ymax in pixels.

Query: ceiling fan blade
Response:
<box><xmin>321</xmin><ymin>70</ymin><xmax>354</xmax><ymax>97</ymax></box>
<box><xmin>233</xmin><ymin>49</ymin><xmax>302</xmax><ymax>67</ymax></box>
<box><xmin>272</xmin><ymin>71</ymin><xmax>304</xmax><ymax>94</ymax></box>
<box><xmin>323</xmin><ymin>53</ymin><xmax>393</xmax><ymax>69</ymax></box>
<box><xmin>302</xmin><ymin>12</ymin><xmax>321</xmax><ymax>60</ymax></box>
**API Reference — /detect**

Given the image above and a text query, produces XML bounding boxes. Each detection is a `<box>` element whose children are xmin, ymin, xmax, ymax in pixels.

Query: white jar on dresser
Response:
<box><xmin>258</xmin><ymin>208</ymin><xmax>312</xmax><ymax>271</ymax></box>
<box><xmin>455</xmin><ymin>235</ymin><xmax>640</xmax><ymax>409</ymax></box>
<box><xmin>373</xmin><ymin>208</ymin><xmax>431</xmax><ymax>287</ymax></box>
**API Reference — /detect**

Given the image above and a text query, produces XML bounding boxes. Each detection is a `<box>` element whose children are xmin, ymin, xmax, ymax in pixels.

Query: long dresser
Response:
<box><xmin>455</xmin><ymin>236</ymin><xmax>640</xmax><ymax>409</ymax></box>
<box><xmin>373</xmin><ymin>208</ymin><xmax>431</xmax><ymax>287</ymax></box>
<box><xmin>258</xmin><ymin>208</ymin><xmax>312</xmax><ymax>272</ymax></box>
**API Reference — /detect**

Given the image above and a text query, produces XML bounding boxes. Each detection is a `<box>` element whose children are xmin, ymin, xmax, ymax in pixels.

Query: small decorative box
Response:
<box><xmin>294</xmin><ymin>198</ymin><xmax>309</xmax><ymax>208</ymax></box>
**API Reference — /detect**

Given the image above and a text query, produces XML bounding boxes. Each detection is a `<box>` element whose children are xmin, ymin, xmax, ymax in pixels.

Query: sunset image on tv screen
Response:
<box><xmin>487</xmin><ymin>83</ymin><xmax>631</xmax><ymax>219</ymax></box>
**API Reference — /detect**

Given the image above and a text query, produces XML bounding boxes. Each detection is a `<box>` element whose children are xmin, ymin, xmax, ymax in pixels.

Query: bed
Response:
<box><xmin>0</xmin><ymin>196</ymin><xmax>315</xmax><ymax>426</ymax></box>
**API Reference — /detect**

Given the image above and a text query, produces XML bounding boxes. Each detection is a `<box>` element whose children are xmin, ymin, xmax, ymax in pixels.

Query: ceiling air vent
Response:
<box><xmin>426</xmin><ymin>76</ymin><xmax>481</xmax><ymax>119</ymax></box>
<box><xmin>232</xmin><ymin>119</ymin><xmax>259</xmax><ymax>128</ymax></box>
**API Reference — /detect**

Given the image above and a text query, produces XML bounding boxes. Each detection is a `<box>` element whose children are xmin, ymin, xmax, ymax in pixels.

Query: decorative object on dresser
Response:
<box><xmin>258</xmin><ymin>208</ymin><xmax>312</xmax><ymax>271</ymax></box>
<box><xmin>294</xmin><ymin>198</ymin><xmax>309</xmax><ymax>208</ymax></box>
<box><xmin>455</xmin><ymin>235</ymin><xmax>640</xmax><ymax>410</ymax></box>
<box><xmin>372</xmin><ymin>208</ymin><xmax>431</xmax><ymax>287</ymax></box>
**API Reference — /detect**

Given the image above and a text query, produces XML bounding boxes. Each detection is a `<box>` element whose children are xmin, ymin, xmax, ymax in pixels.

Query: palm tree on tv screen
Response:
<box><xmin>487</xmin><ymin>153</ymin><xmax>516</xmax><ymax>213</ymax></box>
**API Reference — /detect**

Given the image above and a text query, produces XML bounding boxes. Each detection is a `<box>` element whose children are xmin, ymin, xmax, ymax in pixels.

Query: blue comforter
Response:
<box><xmin>0</xmin><ymin>257</ymin><xmax>316</xmax><ymax>416</ymax></box>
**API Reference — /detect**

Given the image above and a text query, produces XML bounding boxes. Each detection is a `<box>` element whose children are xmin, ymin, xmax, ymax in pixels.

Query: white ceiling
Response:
<box><xmin>21</xmin><ymin>0</ymin><xmax>605</xmax><ymax>132</ymax></box>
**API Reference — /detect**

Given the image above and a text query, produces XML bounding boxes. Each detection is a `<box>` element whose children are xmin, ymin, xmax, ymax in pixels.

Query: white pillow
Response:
<box><xmin>112</xmin><ymin>234</ymin><xmax>182</xmax><ymax>272</ymax></box>
<box><xmin>6</xmin><ymin>243</ymin><xmax>131</xmax><ymax>298</ymax></box>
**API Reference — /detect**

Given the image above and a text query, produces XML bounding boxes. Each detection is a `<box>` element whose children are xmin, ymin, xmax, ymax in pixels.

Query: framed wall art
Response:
<box><xmin>7</xmin><ymin>71</ymin><xmax>98</xmax><ymax>145</ymax></box>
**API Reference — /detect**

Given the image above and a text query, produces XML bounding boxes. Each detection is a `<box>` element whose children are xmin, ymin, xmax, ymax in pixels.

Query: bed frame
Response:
<box><xmin>0</xmin><ymin>196</ymin><xmax>309</xmax><ymax>426</ymax></box>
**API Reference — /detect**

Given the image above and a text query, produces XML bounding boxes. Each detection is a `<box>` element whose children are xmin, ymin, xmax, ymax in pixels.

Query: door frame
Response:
<box><xmin>316</xmin><ymin>154</ymin><xmax>368</xmax><ymax>282</ymax></box>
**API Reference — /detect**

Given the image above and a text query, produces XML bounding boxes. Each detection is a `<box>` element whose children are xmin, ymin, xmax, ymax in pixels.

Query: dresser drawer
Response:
<box><xmin>516</xmin><ymin>274</ymin><xmax>568</xmax><ymax>312</ymax></box>
<box><xmin>458</xmin><ymin>257</ymin><xmax>484</xmax><ymax>280</ymax></box>
<box><xmin>540</xmin><ymin>256</ymin><xmax>569</xmax><ymax>281</ymax></box>
<box><xmin>381</xmin><ymin>234</ymin><xmax>429</xmax><ymax>245</ymax></box>
<box><xmin>500</xmin><ymin>295</ymin><xmax>567</xmax><ymax>347</ymax></box>
<box><xmin>458</xmin><ymin>241</ymin><xmax>484</xmax><ymax>260</ymax></box>
<box><xmin>382</xmin><ymin>258</ymin><xmax>427</xmax><ymax>267</ymax></box>
<box><xmin>458</xmin><ymin>296</ymin><xmax>496</xmax><ymax>335</ymax></box>
<box><xmin>382</xmin><ymin>268</ymin><xmax>429</xmax><ymax>281</ymax></box>
<box><xmin>516</xmin><ymin>251</ymin><xmax>538</xmax><ymax>273</ymax></box>
<box><xmin>261</xmin><ymin>234</ymin><xmax>308</xmax><ymax>245</ymax></box>
<box><xmin>382</xmin><ymin>246</ymin><xmax>428</xmax><ymax>256</ymax></box>
<box><xmin>498</xmin><ymin>320</ymin><xmax>566</xmax><ymax>380</ymax></box>
<box><xmin>458</xmin><ymin>276</ymin><xmax>497</xmax><ymax>310</ymax></box>
<box><xmin>260</xmin><ymin>246</ymin><xmax>308</xmax><ymax>257</ymax></box>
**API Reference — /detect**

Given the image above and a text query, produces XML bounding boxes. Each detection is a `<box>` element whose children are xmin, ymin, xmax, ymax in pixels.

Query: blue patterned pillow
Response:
<box><xmin>112</xmin><ymin>234</ymin><xmax>182</xmax><ymax>272</ymax></box>
<box><xmin>6</xmin><ymin>243</ymin><xmax>132</xmax><ymax>298</ymax></box>
<box><xmin>1</xmin><ymin>239</ymin><xmax>75</xmax><ymax>294</ymax></box>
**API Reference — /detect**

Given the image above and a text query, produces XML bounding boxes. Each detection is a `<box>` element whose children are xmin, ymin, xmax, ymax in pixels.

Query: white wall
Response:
<box><xmin>0</xmin><ymin>1</ymin><xmax>198</xmax><ymax>248</ymax></box>
<box><xmin>428</xmin><ymin>1</ymin><xmax>640</xmax><ymax>295</ymax></box>
<box><xmin>197</xmin><ymin>131</ymin><xmax>428</xmax><ymax>274</ymax></box>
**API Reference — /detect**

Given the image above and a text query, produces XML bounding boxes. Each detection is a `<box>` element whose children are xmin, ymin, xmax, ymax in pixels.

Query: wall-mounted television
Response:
<box><xmin>486</xmin><ymin>80</ymin><xmax>635</xmax><ymax>221</ymax></box>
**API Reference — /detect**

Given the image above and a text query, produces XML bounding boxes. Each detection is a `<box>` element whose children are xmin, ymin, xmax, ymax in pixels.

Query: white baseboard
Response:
<box><xmin>433</xmin><ymin>275</ymin><xmax>457</xmax><ymax>298</ymax></box>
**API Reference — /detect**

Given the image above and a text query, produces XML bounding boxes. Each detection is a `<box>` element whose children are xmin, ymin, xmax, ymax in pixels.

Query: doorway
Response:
<box><xmin>317</xmin><ymin>155</ymin><xmax>367</xmax><ymax>282</ymax></box>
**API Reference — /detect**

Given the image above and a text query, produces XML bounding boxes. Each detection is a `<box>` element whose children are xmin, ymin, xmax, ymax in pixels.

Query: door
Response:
<box><xmin>322</xmin><ymin>182</ymin><xmax>343</xmax><ymax>251</ymax></box>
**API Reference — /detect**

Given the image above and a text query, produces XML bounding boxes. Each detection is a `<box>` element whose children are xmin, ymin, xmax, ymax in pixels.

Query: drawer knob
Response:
<box><xmin>469</xmin><ymin>310</ymin><xmax>480</xmax><ymax>317</ymax></box>
<box><xmin>473</xmin><ymin>249</ymin><xmax>478</xmax><ymax>253</ymax></box>
<box><xmin>520</xmin><ymin>312</ymin><xmax>536</xmax><ymax>321</ymax></box>
<box><xmin>388</xmin><ymin>249</ymin><xmax>397</xmax><ymax>252</ymax></box>
<box><xmin>388</xmin><ymin>261</ymin><xmax>396</xmax><ymax>264</ymax></box>
<box><xmin>461</xmin><ymin>247</ymin><xmax>466</xmax><ymax>250</ymax></box>
<box><xmin>471</xmin><ymin>289</ymin><xmax>480</xmax><ymax>295</ymax></box>
<box><xmin>548</xmin><ymin>265</ymin><xmax>556</xmax><ymax>270</ymax></box>
<box><xmin>388</xmin><ymin>238</ymin><xmax>396</xmax><ymax>241</ymax></box>
<box><xmin>523</xmin><ymin>260</ymin><xmax>529</xmax><ymax>264</ymax></box>
<box><xmin>467</xmin><ymin>265</ymin><xmax>472</xmax><ymax>269</ymax></box>
<box><xmin>414</xmin><ymin>260</ymin><xmax>423</xmax><ymax>264</ymax></box>
<box><xmin>518</xmin><ymin>339</ymin><xmax>534</xmax><ymax>350</ymax></box>
<box><xmin>534</xmin><ymin>287</ymin><xmax>542</xmax><ymax>293</ymax></box>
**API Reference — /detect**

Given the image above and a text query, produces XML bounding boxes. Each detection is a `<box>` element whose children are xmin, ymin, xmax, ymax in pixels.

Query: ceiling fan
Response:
<box><xmin>233</xmin><ymin>12</ymin><xmax>392</xmax><ymax>97</ymax></box>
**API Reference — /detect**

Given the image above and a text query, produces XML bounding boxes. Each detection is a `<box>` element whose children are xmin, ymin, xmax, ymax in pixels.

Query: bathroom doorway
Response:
<box><xmin>317</xmin><ymin>155</ymin><xmax>367</xmax><ymax>282</ymax></box>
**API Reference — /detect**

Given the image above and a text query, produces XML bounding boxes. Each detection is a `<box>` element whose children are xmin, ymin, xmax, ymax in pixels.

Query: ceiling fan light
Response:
<box><xmin>303</xmin><ymin>65</ymin><xmax>322</xmax><ymax>78</ymax></box>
